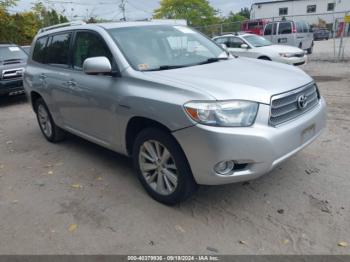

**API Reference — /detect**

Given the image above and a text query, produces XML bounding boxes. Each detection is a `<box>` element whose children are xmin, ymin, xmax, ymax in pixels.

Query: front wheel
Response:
<box><xmin>133</xmin><ymin>128</ymin><xmax>197</xmax><ymax>205</ymax></box>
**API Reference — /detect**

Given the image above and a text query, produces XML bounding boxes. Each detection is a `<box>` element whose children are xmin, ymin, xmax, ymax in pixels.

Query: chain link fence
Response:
<box><xmin>195</xmin><ymin>12</ymin><xmax>350</xmax><ymax>62</ymax></box>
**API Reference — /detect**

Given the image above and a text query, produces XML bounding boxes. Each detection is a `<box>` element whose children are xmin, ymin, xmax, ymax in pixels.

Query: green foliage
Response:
<box><xmin>153</xmin><ymin>0</ymin><xmax>220</xmax><ymax>27</ymax></box>
<box><xmin>0</xmin><ymin>1</ymin><xmax>68</xmax><ymax>45</ymax></box>
<box><xmin>0</xmin><ymin>0</ymin><xmax>18</xmax><ymax>10</ymax></box>
<box><xmin>238</xmin><ymin>7</ymin><xmax>250</xmax><ymax>19</ymax></box>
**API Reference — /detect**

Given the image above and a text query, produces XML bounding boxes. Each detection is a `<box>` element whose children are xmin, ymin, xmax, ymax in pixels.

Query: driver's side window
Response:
<box><xmin>227</xmin><ymin>37</ymin><xmax>245</xmax><ymax>48</ymax></box>
<box><xmin>72</xmin><ymin>31</ymin><xmax>114</xmax><ymax>70</ymax></box>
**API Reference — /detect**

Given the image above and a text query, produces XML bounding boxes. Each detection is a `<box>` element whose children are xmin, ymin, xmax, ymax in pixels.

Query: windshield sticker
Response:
<box><xmin>174</xmin><ymin>26</ymin><xmax>195</xmax><ymax>34</ymax></box>
<box><xmin>8</xmin><ymin>47</ymin><xmax>20</xmax><ymax>52</ymax></box>
<box><xmin>138</xmin><ymin>64</ymin><xmax>150</xmax><ymax>71</ymax></box>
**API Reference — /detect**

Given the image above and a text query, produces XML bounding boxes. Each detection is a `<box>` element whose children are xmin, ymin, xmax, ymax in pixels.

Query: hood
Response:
<box><xmin>258</xmin><ymin>45</ymin><xmax>304</xmax><ymax>54</ymax></box>
<box><xmin>143</xmin><ymin>57</ymin><xmax>313</xmax><ymax>104</ymax></box>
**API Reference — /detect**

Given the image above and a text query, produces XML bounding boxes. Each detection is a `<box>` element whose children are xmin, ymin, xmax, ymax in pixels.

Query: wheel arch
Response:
<box><xmin>125</xmin><ymin>116</ymin><xmax>173</xmax><ymax>156</ymax></box>
<box><xmin>258</xmin><ymin>56</ymin><xmax>271</xmax><ymax>60</ymax></box>
<box><xmin>30</xmin><ymin>91</ymin><xmax>43</xmax><ymax>111</ymax></box>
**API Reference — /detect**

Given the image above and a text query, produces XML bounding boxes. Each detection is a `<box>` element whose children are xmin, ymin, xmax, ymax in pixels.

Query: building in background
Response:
<box><xmin>251</xmin><ymin>0</ymin><xmax>350</xmax><ymax>25</ymax></box>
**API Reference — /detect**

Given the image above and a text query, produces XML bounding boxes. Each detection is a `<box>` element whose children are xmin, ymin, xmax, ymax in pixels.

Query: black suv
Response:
<box><xmin>0</xmin><ymin>44</ymin><xmax>28</xmax><ymax>97</ymax></box>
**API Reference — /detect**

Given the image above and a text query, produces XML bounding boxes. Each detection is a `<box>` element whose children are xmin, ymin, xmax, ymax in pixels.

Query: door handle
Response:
<box><xmin>67</xmin><ymin>80</ymin><xmax>77</xmax><ymax>86</ymax></box>
<box><xmin>39</xmin><ymin>74</ymin><xmax>47</xmax><ymax>80</ymax></box>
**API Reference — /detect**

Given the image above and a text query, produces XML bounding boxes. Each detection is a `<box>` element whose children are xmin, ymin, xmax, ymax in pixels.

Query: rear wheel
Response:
<box><xmin>133</xmin><ymin>128</ymin><xmax>197</xmax><ymax>205</ymax></box>
<box><xmin>35</xmin><ymin>98</ymin><xmax>66</xmax><ymax>143</ymax></box>
<box><xmin>307</xmin><ymin>42</ymin><xmax>314</xmax><ymax>54</ymax></box>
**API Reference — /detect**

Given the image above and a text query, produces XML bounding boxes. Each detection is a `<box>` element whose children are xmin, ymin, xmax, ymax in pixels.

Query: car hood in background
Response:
<box><xmin>257</xmin><ymin>44</ymin><xmax>305</xmax><ymax>54</ymax></box>
<box><xmin>143</xmin><ymin>57</ymin><xmax>313</xmax><ymax>104</ymax></box>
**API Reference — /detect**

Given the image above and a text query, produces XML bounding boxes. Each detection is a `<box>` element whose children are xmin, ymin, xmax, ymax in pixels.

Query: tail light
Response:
<box><xmin>292</xmin><ymin>23</ymin><xmax>297</xmax><ymax>33</ymax></box>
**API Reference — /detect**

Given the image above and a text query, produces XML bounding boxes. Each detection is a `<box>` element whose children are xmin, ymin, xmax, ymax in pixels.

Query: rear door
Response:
<box><xmin>44</xmin><ymin>32</ymin><xmax>73</xmax><ymax>123</ymax></box>
<box><xmin>263</xmin><ymin>23</ymin><xmax>273</xmax><ymax>42</ymax></box>
<box><xmin>276</xmin><ymin>21</ymin><xmax>294</xmax><ymax>46</ymax></box>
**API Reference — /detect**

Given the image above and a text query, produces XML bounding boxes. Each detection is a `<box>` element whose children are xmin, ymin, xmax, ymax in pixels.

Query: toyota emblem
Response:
<box><xmin>297</xmin><ymin>94</ymin><xmax>308</xmax><ymax>110</ymax></box>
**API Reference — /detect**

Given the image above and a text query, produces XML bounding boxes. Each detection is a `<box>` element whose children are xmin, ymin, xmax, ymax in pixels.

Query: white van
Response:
<box><xmin>263</xmin><ymin>20</ymin><xmax>314</xmax><ymax>54</ymax></box>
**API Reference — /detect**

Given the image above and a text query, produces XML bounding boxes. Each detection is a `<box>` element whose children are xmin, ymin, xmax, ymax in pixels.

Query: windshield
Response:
<box><xmin>243</xmin><ymin>35</ymin><xmax>272</xmax><ymax>48</ymax></box>
<box><xmin>108</xmin><ymin>25</ymin><xmax>227</xmax><ymax>71</ymax></box>
<box><xmin>0</xmin><ymin>46</ymin><xmax>27</xmax><ymax>62</ymax></box>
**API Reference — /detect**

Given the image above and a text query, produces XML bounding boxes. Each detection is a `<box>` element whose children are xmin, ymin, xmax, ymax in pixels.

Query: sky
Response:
<box><xmin>8</xmin><ymin>0</ymin><xmax>266</xmax><ymax>21</ymax></box>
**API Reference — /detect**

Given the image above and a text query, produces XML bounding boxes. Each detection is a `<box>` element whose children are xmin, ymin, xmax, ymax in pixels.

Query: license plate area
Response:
<box><xmin>301</xmin><ymin>123</ymin><xmax>316</xmax><ymax>144</ymax></box>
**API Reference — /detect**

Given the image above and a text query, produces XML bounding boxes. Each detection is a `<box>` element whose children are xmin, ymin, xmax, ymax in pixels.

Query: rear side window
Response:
<box><xmin>33</xmin><ymin>37</ymin><xmax>48</xmax><ymax>63</ymax></box>
<box><xmin>214</xmin><ymin>37</ymin><xmax>228</xmax><ymax>45</ymax></box>
<box><xmin>72</xmin><ymin>31</ymin><xmax>113</xmax><ymax>70</ymax></box>
<box><xmin>278</xmin><ymin>22</ymin><xmax>292</xmax><ymax>34</ymax></box>
<box><xmin>247</xmin><ymin>22</ymin><xmax>259</xmax><ymax>30</ymax></box>
<box><xmin>227</xmin><ymin>37</ymin><xmax>245</xmax><ymax>48</ymax></box>
<box><xmin>264</xmin><ymin>23</ymin><xmax>273</xmax><ymax>35</ymax></box>
<box><xmin>45</xmin><ymin>33</ymin><xmax>72</xmax><ymax>68</ymax></box>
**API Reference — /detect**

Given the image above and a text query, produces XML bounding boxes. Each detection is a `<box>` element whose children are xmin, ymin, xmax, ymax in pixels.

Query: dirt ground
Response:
<box><xmin>0</xmin><ymin>58</ymin><xmax>349</xmax><ymax>255</ymax></box>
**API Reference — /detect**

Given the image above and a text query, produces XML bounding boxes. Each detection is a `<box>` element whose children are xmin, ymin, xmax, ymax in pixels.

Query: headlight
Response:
<box><xmin>279</xmin><ymin>53</ymin><xmax>294</xmax><ymax>58</ymax></box>
<box><xmin>184</xmin><ymin>100</ymin><xmax>259</xmax><ymax>127</ymax></box>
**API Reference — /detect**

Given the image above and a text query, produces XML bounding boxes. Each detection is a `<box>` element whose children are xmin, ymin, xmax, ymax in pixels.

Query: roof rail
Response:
<box><xmin>38</xmin><ymin>21</ymin><xmax>86</xmax><ymax>34</ymax></box>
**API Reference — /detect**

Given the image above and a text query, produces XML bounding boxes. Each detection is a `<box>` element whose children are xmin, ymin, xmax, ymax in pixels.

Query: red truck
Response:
<box><xmin>241</xmin><ymin>19</ymin><xmax>270</xmax><ymax>35</ymax></box>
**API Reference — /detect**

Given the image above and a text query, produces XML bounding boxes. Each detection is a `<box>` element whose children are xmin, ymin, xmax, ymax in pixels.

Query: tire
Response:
<box><xmin>35</xmin><ymin>98</ymin><xmax>66</xmax><ymax>143</ymax></box>
<box><xmin>258</xmin><ymin>56</ymin><xmax>271</xmax><ymax>61</ymax></box>
<box><xmin>307</xmin><ymin>42</ymin><xmax>314</xmax><ymax>54</ymax></box>
<box><xmin>132</xmin><ymin>128</ymin><xmax>197</xmax><ymax>205</ymax></box>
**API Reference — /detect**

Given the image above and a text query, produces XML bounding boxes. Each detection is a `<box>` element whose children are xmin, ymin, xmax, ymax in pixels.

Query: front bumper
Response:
<box><xmin>0</xmin><ymin>79</ymin><xmax>24</xmax><ymax>96</ymax></box>
<box><xmin>174</xmin><ymin>98</ymin><xmax>326</xmax><ymax>185</ymax></box>
<box><xmin>278</xmin><ymin>55</ymin><xmax>307</xmax><ymax>66</ymax></box>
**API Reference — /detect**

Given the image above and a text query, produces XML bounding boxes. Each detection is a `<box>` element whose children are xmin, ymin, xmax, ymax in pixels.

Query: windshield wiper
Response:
<box><xmin>143</xmin><ymin>57</ymin><xmax>229</xmax><ymax>71</ymax></box>
<box><xmin>197</xmin><ymin>57</ymin><xmax>229</xmax><ymax>65</ymax></box>
<box><xmin>144</xmin><ymin>64</ymin><xmax>190</xmax><ymax>71</ymax></box>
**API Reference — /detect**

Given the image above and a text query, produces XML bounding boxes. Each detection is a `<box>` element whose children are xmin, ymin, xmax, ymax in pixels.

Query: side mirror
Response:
<box><xmin>83</xmin><ymin>57</ymin><xmax>112</xmax><ymax>75</ymax></box>
<box><xmin>220</xmin><ymin>43</ymin><xmax>228</xmax><ymax>50</ymax></box>
<box><xmin>241</xmin><ymin>44</ymin><xmax>249</xmax><ymax>49</ymax></box>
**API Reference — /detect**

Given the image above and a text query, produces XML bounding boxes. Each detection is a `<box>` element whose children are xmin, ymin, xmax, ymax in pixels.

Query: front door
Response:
<box><xmin>65</xmin><ymin>31</ymin><xmax>120</xmax><ymax>145</ymax></box>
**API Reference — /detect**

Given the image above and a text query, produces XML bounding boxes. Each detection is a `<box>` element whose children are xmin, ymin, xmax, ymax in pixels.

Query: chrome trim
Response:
<box><xmin>269</xmin><ymin>82</ymin><xmax>319</xmax><ymax>127</ymax></box>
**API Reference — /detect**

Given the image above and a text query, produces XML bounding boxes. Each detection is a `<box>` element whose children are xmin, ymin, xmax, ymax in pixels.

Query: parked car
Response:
<box><xmin>240</xmin><ymin>19</ymin><xmax>269</xmax><ymax>36</ymax></box>
<box><xmin>263</xmin><ymin>20</ymin><xmax>314</xmax><ymax>54</ymax></box>
<box><xmin>213</xmin><ymin>33</ymin><xmax>307</xmax><ymax>66</ymax></box>
<box><xmin>0</xmin><ymin>43</ymin><xmax>27</xmax><ymax>97</ymax></box>
<box><xmin>313</xmin><ymin>28</ymin><xmax>330</xmax><ymax>41</ymax></box>
<box><xmin>24</xmin><ymin>21</ymin><xmax>326</xmax><ymax>204</ymax></box>
<box><xmin>21</xmin><ymin>45</ymin><xmax>31</xmax><ymax>55</ymax></box>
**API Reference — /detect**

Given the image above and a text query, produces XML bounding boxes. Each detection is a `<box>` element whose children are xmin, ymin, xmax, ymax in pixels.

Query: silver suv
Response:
<box><xmin>24</xmin><ymin>21</ymin><xmax>326</xmax><ymax>204</ymax></box>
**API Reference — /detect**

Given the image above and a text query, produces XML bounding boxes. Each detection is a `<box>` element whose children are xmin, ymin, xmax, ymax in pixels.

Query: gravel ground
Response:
<box><xmin>0</xmin><ymin>60</ymin><xmax>349</xmax><ymax>255</ymax></box>
<box><xmin>310</xmin><ymin>37</ymin><xmax>350</xmax><ymax>61</ymax></box>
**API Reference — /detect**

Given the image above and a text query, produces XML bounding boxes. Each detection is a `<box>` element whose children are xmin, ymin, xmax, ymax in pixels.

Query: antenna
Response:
<box><xmin>119</xmin><ymin>0</ymin><xmax>127</xmax><ymax>21</ymax></box>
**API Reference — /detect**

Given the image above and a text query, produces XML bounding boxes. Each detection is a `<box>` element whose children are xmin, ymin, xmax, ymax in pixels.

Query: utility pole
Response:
<box><xmin>119</xmin><ymin>0</ymin><xmax>127</xmax><ymax>21</ymax></box>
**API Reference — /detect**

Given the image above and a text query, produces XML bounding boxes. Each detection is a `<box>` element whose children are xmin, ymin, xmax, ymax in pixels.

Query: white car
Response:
<box><xmin>213</xmin><ymin>33</ymin><xmax>307</xmax><ymax>66</ymax></box>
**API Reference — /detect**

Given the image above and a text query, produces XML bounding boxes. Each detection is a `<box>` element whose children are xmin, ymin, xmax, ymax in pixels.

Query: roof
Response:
<box><xmin>252</xmin><ymin>0</ymin><xmax>304</xmax><ymax>5</ymax></box>
<box><xmin>98</xmin><ymin>20</ymin><xmax>187</xmax><ymax>29</ymax></box>
<box><xmin>213</xmin><ymin>33</ymin><xmax>253</xmax><ymax>39</ymax></box>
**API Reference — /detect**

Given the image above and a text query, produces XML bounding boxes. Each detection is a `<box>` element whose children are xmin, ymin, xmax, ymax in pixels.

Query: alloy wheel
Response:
<box><xmin>138</xmin><ymin>140</ymin><xmax>178</xmax><ymax>195</ymax></box>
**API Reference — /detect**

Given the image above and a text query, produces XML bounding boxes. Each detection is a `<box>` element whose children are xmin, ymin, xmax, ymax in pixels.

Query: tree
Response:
<box><xmin>153</xmin><ymin>0</ymin><xmax>220</xmax><ymax>27</ymax></box>
<box><xmin>238</xmin><ymin>7</ymin><xmax>250</xmax><ymax>19</ymax></box>
<box><xmin>0</xmin><ymin>1</ymin><xmax>69</xmax><ymax>45</ymax></box>
<box><xmin>0</xmin><ymin>0</ymin><xmax>18</xmax><ymax>10</ymax></box>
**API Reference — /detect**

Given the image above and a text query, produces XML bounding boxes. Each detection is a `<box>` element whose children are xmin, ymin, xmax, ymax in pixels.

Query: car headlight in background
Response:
<box><xmin>184</xmin><ymin>100</ymin><xmax>259</xmax><ymax>127</ymax></box>
<box><xmin>279</xmin><ymin>53</ymin><xmax>295</xmax><ymax>58</ymax></box>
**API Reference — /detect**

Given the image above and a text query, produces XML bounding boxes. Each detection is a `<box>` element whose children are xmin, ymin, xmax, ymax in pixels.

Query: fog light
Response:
<box><xmin>214</xmin><ymin>160</ymin><xmax>235</xmax><ymax>175</ymax></box>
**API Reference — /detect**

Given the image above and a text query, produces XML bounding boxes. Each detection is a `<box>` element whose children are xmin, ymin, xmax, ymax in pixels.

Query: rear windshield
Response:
<box><xmin>0</xmin><ymin>46</ymin><xmax>27</xmax><ymax>62</ymax></box>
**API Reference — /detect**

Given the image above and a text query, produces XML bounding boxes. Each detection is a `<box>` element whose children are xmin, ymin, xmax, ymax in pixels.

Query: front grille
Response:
<box><xmin>269</xmin><ymin>83</ymin><xmax>319</xmax><ymax>126</ymax></box>
<box><xmin>1</xmin><ymin>68</ymin><xmax>24</xmax><ymax>80</ymax></box>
